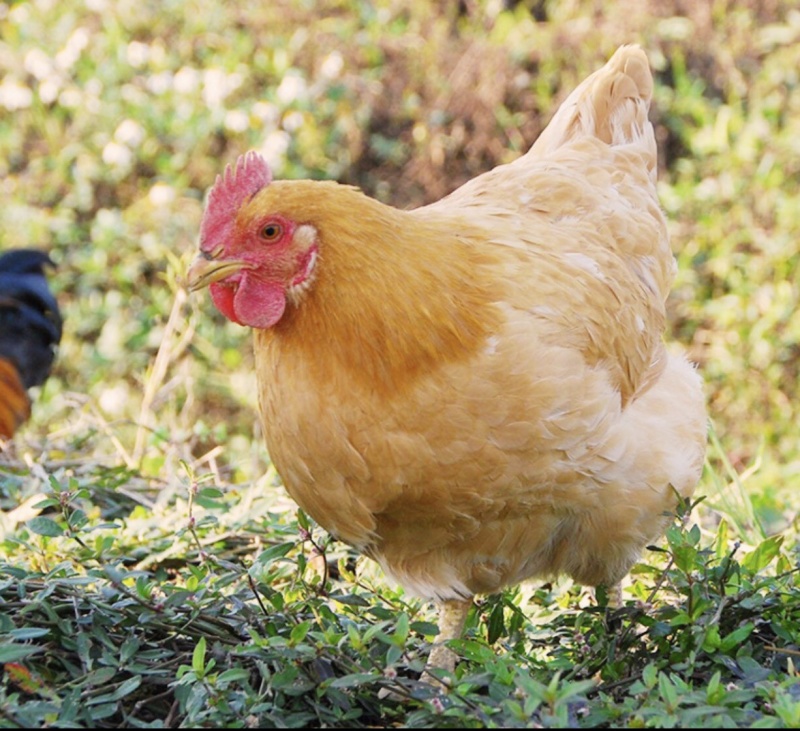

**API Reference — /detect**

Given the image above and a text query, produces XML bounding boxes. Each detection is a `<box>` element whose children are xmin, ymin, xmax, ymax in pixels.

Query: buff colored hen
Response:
<box><xmin>187</xmin><ymin>45</ymin><xmax>707</xmax><ymax>678</ymax></box>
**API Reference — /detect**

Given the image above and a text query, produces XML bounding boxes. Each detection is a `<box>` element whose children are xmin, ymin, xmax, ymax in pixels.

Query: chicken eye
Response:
<box><xmin>261</xmin><ymin>223</ymin><xmax>283</xmax><ymax>242</ymax></box>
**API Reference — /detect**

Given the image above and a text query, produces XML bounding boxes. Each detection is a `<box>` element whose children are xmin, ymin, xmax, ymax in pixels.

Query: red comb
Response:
<box><xmin>200</xmin><ymin>151</ymin><xmax>273</xmax><ymax>248</ymax></box>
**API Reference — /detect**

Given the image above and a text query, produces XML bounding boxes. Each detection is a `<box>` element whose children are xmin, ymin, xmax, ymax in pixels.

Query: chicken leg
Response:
<box><xmin>595</xmin><ymin>582</ymin><xmax>624</xmax><ymax>610</ymax></box>
<box><xmin>607</xmin><ymin>583</ymin><xmax>623</xmax><ymax>610</ymax></box>
<box><xmin>419</xmin><ymin>597</ymin><xmax>472</xmax><ymax>686</ymax></box>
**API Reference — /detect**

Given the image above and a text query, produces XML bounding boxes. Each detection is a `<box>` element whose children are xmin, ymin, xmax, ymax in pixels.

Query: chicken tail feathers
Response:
<box><xmin>528</xmin><ymin>45</ymin><xmax>654</xmax><ymax>166</ymax></box>
<box><xmin>0</xmin><ymin>358</ymin><xmax>30</xmax><ymax>439</ymax></box>
<box><xmin>0</xmin><ymin>249</ymin><xmax>61</xmax><ymax>440</ymax></box>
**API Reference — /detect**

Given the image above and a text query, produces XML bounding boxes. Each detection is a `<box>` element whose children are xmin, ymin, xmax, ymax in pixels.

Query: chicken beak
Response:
<box><xmin>185</xmin><ymin>254</ymin><xmax>251</xmax><ymax>292</ymax></box>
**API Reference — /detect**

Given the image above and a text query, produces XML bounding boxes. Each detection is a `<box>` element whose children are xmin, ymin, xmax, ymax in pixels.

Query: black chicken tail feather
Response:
<box><xmin>0</xmin><ymin>249</ymin><xmax>61</xmax><ymax>439</ymax></box>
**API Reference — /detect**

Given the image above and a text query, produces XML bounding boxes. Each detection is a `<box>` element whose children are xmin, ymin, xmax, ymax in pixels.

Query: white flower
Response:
<box><xmin>85</xmin><ymin>78</ymin><xmax>103</xmax><ymax>97</ymax></box>
<box><xmin>98</xmin><ymin>383</ymin><xmax>130</xmax><ymax>416</ymax></box>
<box><xmin>24</xmin><ymin>48</ymin><xmax>54</xmax><ymax>81</ymax></box>
<box><xmin>126</xmin><ymin>41</ymin><xmax>150</xmax><ymax>68</ymax></box>
<box><xmin>8</xmin><ymin>3</ymin><xmax>29</xmax><ymax>25</ymax></box>
<box><xmin>202</xmin><ymin>68</ymin><xmax>227</xmax><ymax>107</ymax></box>
<box><xmin>282</xmin><ymin>110</ymin><xmax>304</xmax><ymax>132</ymax></box>
<box><xmin>202</xmin><ymin>68</ymin><xmax>243</xmax><ymax>108</ymax></box>
<box><xmin>276</xmin><ymin>72</ymin><xmax>307</xmax><ymax>105</ymax></box>
<box><xmin>55</xmin><ymin>27</ymin><xmax>90</xmax><ymax>71</ymax></box>
<box><xmin>39</xmin><ymin>79</ymin><xmax>60</xmax><ymax>104</ymax></box>
<box><xmin>146</xmin><ymin>71</ymin><xmax>173</xmax><ymax>95</ymax></box>
<box><xmin>252</xmin><ymin>101</ymin><xmax>279</xmax><ymax>124</ymax></box>
<box><xmin>0</xmin><ymin>78</ymin><xmax>33</xmax><ymax>110</ymax></box>
<box><xmin>114</xmin><ymin>119</ymin><xmax>145</xmax><ymax>147</ymax></box>
<box><xmin>225</xmin><ymin>109</ymin><xmax>250</xmax><ymax>132</ymax></box>
<box><xmin>58</xmin><ymin>88</ymin><xmax>82</xmax><ymax>108</ymax></box>
<box><xmin>149</xmin><ymin>183</ymin><xmax>175</xmax><ymax>207</ymax></box>
<box><xmin>260</xmin><ymin>130</ymin><xmax>290</xmax><ymax>169</ymax></box>
<box><xmin>173</xmin><ymin>66</ymin><xmax>200</xmax><ymax>94</ymax></box>
<box><xmin>102</xmin><ymin>141</ymin><xmax>133</xmax><ymax>168</ymax></box>
<box><xmin>319</xmin><ymin>52</ymin><xmax>343</xmax><ymax>80</ymax></box>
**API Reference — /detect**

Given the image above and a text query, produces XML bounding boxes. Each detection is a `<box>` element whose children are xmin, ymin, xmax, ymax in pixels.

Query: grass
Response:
<box><xmin>2</xmin><ymin>0</ymin><xmax>800</xmax><ymax>726</ymax></box>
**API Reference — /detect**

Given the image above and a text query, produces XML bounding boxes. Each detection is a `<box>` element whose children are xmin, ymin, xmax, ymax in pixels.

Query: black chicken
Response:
<box><xmin>0</xmin><ymin>249</ymin><xmax>62</xmax><ymax>439</ymax></box>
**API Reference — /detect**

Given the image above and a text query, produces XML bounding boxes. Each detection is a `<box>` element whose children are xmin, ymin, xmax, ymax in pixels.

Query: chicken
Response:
<box><xmin>187</xmin><ymin>45</ymin><xmax>707</xmax><ymax>677</ymax></box>
<box><xmin>0</xmin><ymin>249</ymin><xmax>62</xmax><ymax>440</ymax></box>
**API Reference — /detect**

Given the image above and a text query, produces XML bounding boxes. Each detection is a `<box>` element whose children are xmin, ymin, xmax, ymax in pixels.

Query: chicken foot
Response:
<box><xmin>419</xmin><ymin>597</ymin><xmax>472</xmax><ymax>687</ymax></box>
<box><xmin>607</xmin><ymin>583</ymin><xmax>623</xmax><ymax>610</ymax></box>
<box><xmin>594</xmin><ymin>582</ymin><xmax>624</xmax><ymax>609</ymax></box>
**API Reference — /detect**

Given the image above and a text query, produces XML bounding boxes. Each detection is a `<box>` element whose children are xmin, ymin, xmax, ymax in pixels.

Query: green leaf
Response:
<box><xmin>8</xmin><ymin>628</ymin><xmax>50</xmax><ymax>641</ymax></box>
<box><xmin>297</xmin><ymin>510</ymin><xmax>310</xmax><ymax>531</ymax></box>
<box><xmin>448</xmin><ymin>638</ymin><xmax>494</xmax><ymax>663</ymax></box>
<box><xmin>702</xmin><ymin>625</ymin><xmax>721</xmax><ymax>652</ymax></box>
<box><xmin>385</xmin><ymin>644</ymin><xmax>402</xmax><ymax>665</ymax></box>
<box><xmin>742</xmin><ymin>535</ymin><xmax>783</xmax><ymax>573</ymax></box>
<box><xmin>642</xmin><ymin>663</ymin><xmax>659</xmax><ymax>689</ymax></box>
<box><xmin>86</xmin><ymin>676</ymin><xmax>142</xmax><ymax>704</ymax></box>
<box><xmin>714</xmin><ymin>519</ymin><xmax>730</xmax><ymax>560</ymax></box>
<box><xmin>706</xmin><ymin>670</ymin><xmax>723</xmax><ymax>704</ymax></box>
<box><xmin>195</xmin><ymin>488</ymin><xmax>226</xmax><ymax>509</ymax></box>
<box><xmin>329</xmin><ymin>672</ymin><xmax>379</xmax><ymax>688</ymax></box>
<box><xmin>720</xmin><ymin>622</ymin><xmax>755</xmax><ymax>652</ymax></box>
<box><xmin>192</xmin><ymin>636</ymin><xmax>207</xmax><ymax>678</ymax></box>
<box><xmin>658</xmin><ymin>673</ymin><xmax>679</xmax><ymax>711</ymax></box>
<box><xmin>332</xmin><ymin>593</ymin><xmax>370</xmax><ymax>607</ymax></box>
<box><xmin>290</xmin><ymin>621</ymin><xmax>312</xmax><ymax>644</ymax></box>
<box><xmin>672</xmin><ymin>544</ymin><xmax>699</xmax><ymax>573</ymax></box>
<box><xmin>120</xmin><ymin>637</ymin><xmax>140</xmax><ymax>664</ymax></box>
<box><xmin>736</xmin><ymin>655</ymin><xmax>771</xmax><ymax>683</ymax></box>
<box><xmin>198</xmin><ymin>487</ymin><xmax>224</xmax><ymax>498</ymax></box>
<box><xmin>68</xmin><ymin>508</ymin><xmax>89</xmax><ymax>530</ymax></box>
<box><xmin>270</xmin><ymin>666</ymin><xmax>299</xmax><ymax>689</ymax></box>
<box><xmin>0</xmin><ymin>642</ymin><xmax>43</xmax><ymax>662</ymax></box>
<box><xmin>109</xmin><ymin>676</ymin><xmax>142</xmax><ymax>701</ymax></box>
<box><xmin>393</xmin><ymin>612</ymin><xmax>409</xmax><ymax>645</ymax></box>
<box><xmin>217</xmin><ymin>668</ymin><xmax>251</xmax><ymax>686</ymax></box>
<box><xmin>410</xmin><ymin>621</ymin><xmax>440</xmax><ymax>636</ymax></box>
<box><xmin>253</xmin><ymin>542</ymin><xmax>295</xmax><ymax>565</ymax></box>
<box><xmin>554</xmin><ymin>679</ymin><xmax>596</xmax><ymax>702</ymax></box>
<box><xmin>487</xmin><ymin>600</ymin><xmax>506</xmax><ymax>644</ymax></box>
<box><xmin>87</xmin><ymin>667</ymin><xmax>118</xmax><ymax>685</ymax></box>
<box><xmin>26</xmin><ymin>516</ymin><xmax>64</xmax><ymax>537</ymax></box>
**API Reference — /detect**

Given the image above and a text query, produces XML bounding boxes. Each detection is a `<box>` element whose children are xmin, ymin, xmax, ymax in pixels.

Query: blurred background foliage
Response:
<box><xmin>1</xmin><ymin>0</ymin><xmax>800</xmax><ymax>724</ymax></box>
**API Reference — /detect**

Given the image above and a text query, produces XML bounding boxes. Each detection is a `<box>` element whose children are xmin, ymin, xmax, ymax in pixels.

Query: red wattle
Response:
<box><xmin>210</xmin><ymin>283</ymin><xmax>241</xmax><ymax>325</ymax></box>
<box><xmin>233</xmin><ymin>272</ymin><xmax>286</xmax><ymax>329</ymax></box>
<box><xmin>210</xmin><ymin>273</ymin><xmax>286</xmax><ymax>329</ymax></box>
